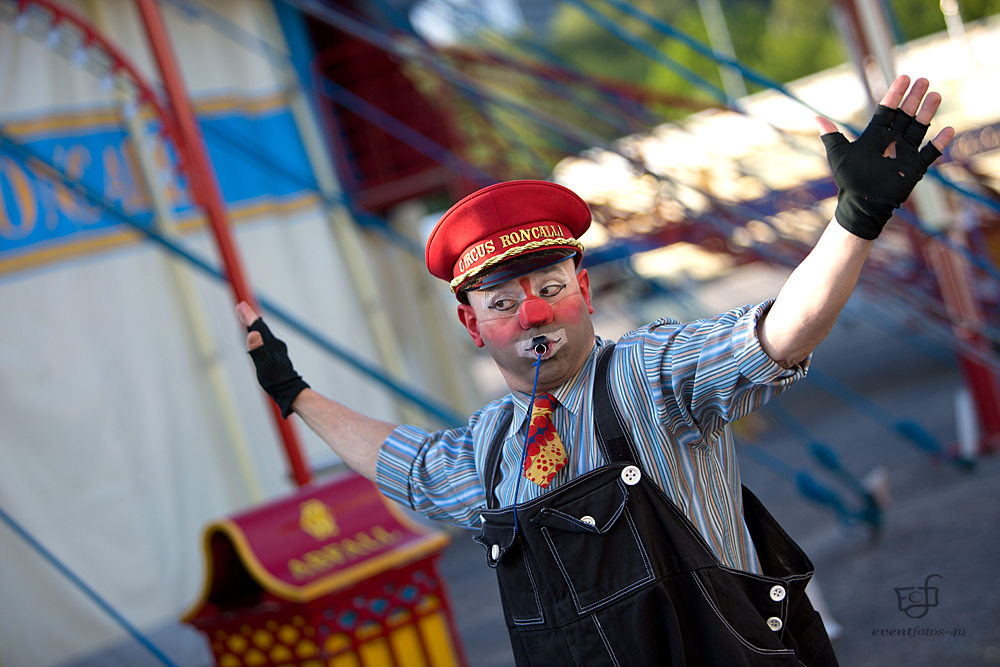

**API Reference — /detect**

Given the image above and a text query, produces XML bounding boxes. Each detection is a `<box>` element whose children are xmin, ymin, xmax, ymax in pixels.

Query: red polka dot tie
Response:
<box><xmin>523</xmin><ymin>393</ymin><xmax>568</xmax><ymax>488</ymax></box>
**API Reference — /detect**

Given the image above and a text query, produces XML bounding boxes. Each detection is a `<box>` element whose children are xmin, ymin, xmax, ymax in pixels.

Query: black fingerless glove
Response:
<box><xmin>247</xmin><ymin>318</ymin><xmax>309</xmax><ymax>418</ymax></box>
<box><xmin>822</xmin><ymin>104</ymin><xmax>942</xmax><ymax>240</ymax></box>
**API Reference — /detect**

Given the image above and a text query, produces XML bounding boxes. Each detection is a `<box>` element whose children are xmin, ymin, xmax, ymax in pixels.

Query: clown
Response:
<box><xmin>237</xmin><ymin>76</ymin><xmax>954</xmax><ymax>666</ymax></box>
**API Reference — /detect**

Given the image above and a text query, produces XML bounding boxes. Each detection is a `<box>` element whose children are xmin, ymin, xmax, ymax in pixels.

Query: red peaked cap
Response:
<box><xmin>425</xmin><ymin>180</ymin><xmax>592</xmax><ymax>297</ymax></box>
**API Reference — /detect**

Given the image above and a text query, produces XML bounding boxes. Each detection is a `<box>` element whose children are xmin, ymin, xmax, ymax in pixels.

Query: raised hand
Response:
<box><xmin>816</xmin><ymin>75</ymin><xmax>956</xmax><ymax>239</ymax></box>
<box><xmin>236</xmin><ymin>301</ymin><xmax>309</xmax><ymax>418</ymax></box>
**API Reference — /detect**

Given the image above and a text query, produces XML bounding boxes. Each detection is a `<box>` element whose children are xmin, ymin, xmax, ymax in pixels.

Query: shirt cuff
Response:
<box><xmin>375</xmin><ymin>424</ymin><xmax>429</xmax><ymax>510</ymax></box>
<box><xmin>732</xmin><ymin>300</ymin><xmax>810</xmax><ymax>385</ymax></box>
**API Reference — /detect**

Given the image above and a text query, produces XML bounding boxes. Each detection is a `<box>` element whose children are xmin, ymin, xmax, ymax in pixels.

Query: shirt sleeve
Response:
<box><xmin>627</xmin><ymin>299</ymin><xmax>808</xmax><ymax>448</ymax></box>
<box><xmin>375</xmin><ymin>410</ymin><xmax>489</xmax><ymax>529</ymax></box>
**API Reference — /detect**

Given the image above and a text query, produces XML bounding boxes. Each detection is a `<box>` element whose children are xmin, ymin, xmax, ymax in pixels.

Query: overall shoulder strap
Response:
<box><xmin>593</xmin><ymin>343</ymin><xmax>639</xmax><ymax>465</ymax></box>
<box><xmin>483</xmin><ymin>405</ymin><xmax>514</xmax><ymax>510</ymax></box>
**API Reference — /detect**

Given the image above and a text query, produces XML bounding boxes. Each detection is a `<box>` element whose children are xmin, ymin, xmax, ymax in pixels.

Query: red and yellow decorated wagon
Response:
<box><xmin>183</xmin><ymin>471</ymin><xmax>466</xmax><ymax>667</ymax></box>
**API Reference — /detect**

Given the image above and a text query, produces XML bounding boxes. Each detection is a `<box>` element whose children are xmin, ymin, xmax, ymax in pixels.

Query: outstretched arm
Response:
<box><xmin>757</xmin><ymin>75</ymin><xmax>956</xmax><ymax>368</ymax></box>
<box><xmin>236</xmin><ymin>301</ymin><xmax>396</xmax><ymax>481</ymax></box>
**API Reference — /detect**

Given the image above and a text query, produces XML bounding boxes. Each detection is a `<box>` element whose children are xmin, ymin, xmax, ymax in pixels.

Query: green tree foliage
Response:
<box><xmin>888</xmin><ymin>0</ymin><xmax>1000</xmax><ymax>41</ymax></box>
<box><xmin>543</xmin><ymin>0</ymin><xmax>999</xmax><ymax>103</ymax></box>
<box><xmin>546</xmin><ymin>0</ymin><xmax>697</xmax><ymax>97</ymax></box>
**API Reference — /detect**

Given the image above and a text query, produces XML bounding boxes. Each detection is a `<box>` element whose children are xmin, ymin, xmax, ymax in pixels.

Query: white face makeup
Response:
<box><xmin>514</xmin><ymin>328</ymin><xmax>567</xmax><ymax>360</ymax></box>
<box><xmin>457</xmin><ymin>259</ymin><xmax>596</xmax><ymax>393</ymax></box>
<box><xmin>472</xmin><ymin>265</ymin><xmax>575</xmax><ymax>324</ymax></box>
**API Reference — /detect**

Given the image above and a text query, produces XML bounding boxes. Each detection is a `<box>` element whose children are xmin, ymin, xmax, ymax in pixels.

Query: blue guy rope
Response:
<box><xmin>278</xmin><ymin>0</ymin><xmax>616</xmax><ymax>153</ymax></box>
<box><xmin>510</xmin><ymin>39</ymin><xmax>663</xmax><ymax>130</ymax></box>
<box><xmin>589</xmin><ymin>0</ymin><xmax>826</xmax><ymax>117</ymax></box>
<box><xmin>738</xmin><ymin>442</ymin><xmax>863</xmax><ymax>526</ymax></box>
<box><xmin>363</xmin><ymin>0</ymin><xmax>569</xmax><ymax>167</ymax></box>
<box><xmin>366</xmin><ymin>0</ymin><xmax>416</xmax><ymax>34</ymax></box>
<box><xmin>805</xmin><ymin>368</ymin><xmax>957</xmax><ymax>465</ymax></box>
<box><xmin>0</xmin><ymin>129</ymin><xmax>466</xmax><ymax>429</ymax></box>
<box><xmin>764</xmin><ymin>401</ymin><xmax>871</xmax><ymax>499</ymax></box>
<box><xmin>0</xmin><ymin>503</ymin><xmax>181</xmax><ymax>667</ymax></box>
<box><xmin>557</xmin><ymin>0</ymin><xmax>729</xmax><ymax>105</ymax></box>
<box><xmin>196</xmin><ymin>120</ymin><xmax>426</xmax><ymax>257</ymax></box>
<box><xmin>312</xmin><ymin>75</ymin><xmax>496</xmax><ymax>187</ymax></box>
<box><xmin>762</xmin><ymin>401</ymin><xmax>882</xmax><ymax>528</ymax></box>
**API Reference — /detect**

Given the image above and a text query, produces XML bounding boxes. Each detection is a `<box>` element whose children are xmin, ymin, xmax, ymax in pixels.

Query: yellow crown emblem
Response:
<box><xmin>299</xmin><ymin>499</ymin><xmax>339</xmax><ymax>541</ymax></box>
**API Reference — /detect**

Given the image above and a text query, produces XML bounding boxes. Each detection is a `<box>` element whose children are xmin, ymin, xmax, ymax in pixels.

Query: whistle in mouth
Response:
<box><xmin>531</xmin><ymin>335</ymin><xmax>549</xmax><ymax>356</ymax></box>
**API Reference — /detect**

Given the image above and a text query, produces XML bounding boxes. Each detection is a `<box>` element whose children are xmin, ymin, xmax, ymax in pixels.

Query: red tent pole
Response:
<box><xmin>135</xmin><ymin>0</ymin><xmax>312</xmax><ymax>486</ymax></box>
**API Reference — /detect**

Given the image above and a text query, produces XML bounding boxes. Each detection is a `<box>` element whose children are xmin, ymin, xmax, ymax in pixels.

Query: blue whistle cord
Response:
<box><xmin>512</xmin><ymin>350</ymin><xmax>545</xmax><ymax>534</ymax></box>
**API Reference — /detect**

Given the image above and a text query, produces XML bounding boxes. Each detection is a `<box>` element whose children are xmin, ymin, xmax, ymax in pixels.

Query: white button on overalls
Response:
<box><xmin>770</xmin><ymin>585</ymin><xmax>786</xmax><ymax>602</ymax></box>
<box><xmin>767</xmin><ymin>617</ymin><xmax>783</xmax><ymax>632</ymax></box>
<box><xmin>621</xmin><ymin>465</ymin><xmax>641</xmax><ymax>485</ymax></box>
<box><xmin>581</xmin><ymin>515</ymin><xmax>596</xmax><ymax>526</ymax></box>
<box><xmin>491</xmin><ymin>544</ymin><xmax>500</xmax><ymax>560</ymax></box>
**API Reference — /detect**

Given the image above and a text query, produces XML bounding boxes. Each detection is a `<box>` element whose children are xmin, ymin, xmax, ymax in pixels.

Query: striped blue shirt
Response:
<box><xmin>376</xmin><ymin>300</ymin><xmax>808</xmax><ymax>572</ymax></box>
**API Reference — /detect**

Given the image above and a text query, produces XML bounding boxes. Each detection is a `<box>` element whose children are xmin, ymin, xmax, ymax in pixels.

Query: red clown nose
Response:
<box><xmin>518</xmin><ymin>297</ymin><xmax>554</xmax><ymax>329</ymax></box>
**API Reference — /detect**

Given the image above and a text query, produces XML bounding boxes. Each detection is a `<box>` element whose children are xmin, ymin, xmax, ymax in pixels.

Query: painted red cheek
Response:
<box><xmin>551</xmin><ymin>296</ymin><xmax>588</xmax><ymax>323</ymax></box>
<box><xmin>478</xmin><ymin>319</ymin><xmax>523</xmax><ymax>350</ymax></box>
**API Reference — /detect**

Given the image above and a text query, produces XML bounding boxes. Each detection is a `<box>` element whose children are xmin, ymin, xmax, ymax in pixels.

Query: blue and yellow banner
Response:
<box><xmin>0</xmin><ymin>94</ymin><xmax>321</xmax><ymax>276</ymax></box>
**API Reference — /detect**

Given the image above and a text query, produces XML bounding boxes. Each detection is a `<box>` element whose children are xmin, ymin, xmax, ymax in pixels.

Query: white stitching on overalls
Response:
<box><xmin>511</xmin><ymin>534</ymin><xmax>545</xmax><ymax>625</ymax></box>
<box><xmin>592</xmin><ymin>614</ymin><xmax>621</xmax><ymax>667</ymax></box>
<box><xmin>541</xmin><ymin>505</ymin><xmax>656</xmax><ymax>615</ymax></box>
<box><xmin>690</xmin><ymin>571</ymin><xmax>797</xmax><ymax>656</ymax></box>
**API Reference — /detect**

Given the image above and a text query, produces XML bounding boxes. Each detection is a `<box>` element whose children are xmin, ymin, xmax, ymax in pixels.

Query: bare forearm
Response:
<box><xmin>758</xmin><ymin>221</ymin><xmax>873</xmax><ymax>367</ymax></box>
<box><xmin>291</xmin><ymin>388</ymin><xmax>398</xmax><ymax>481</ymax></box>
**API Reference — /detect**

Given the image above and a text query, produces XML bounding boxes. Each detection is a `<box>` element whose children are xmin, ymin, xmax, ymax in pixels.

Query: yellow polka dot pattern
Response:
<box><xmin>210</xmin><ymin>620</ymin><xmax>334</xmax><ymax>667</ymax></box>
<box><xmin>200</xmin><ymin>578</ymin><xmax>458</xmax><ymax>667</ymax></box>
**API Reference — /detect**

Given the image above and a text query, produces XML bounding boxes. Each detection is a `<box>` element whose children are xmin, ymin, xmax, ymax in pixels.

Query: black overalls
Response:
<box><xmin>475</xmin><ymin>345</ymin><xmax>838</xmax><ymax>666</ymax></box>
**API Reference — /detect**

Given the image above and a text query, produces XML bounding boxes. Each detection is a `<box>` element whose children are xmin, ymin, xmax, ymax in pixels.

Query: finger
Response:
<box><xmin>814</xmin><ymin>116</ymin><xmax>840</xmax><ymax>135</ymax></box>
<box><xmin>899</xmin><ymin>77</ymin><xmax>929</xmax><ymax>117</ymax></box>
<box><xmin>914</xmin><ymin>91</ymin><xmax>942</xmax><ymax>125</ymax></box>
<box><xmin>904</xmin><ymin>118</ymin><xmax>928</xmax><ymax>145</ymax></box>
<box><xmin>236</xmin><ymin>301</ymin><xmax>259</xmax><ymax>327</ymax></box>
<box><xmin>879</xmin><ymin>75</ymin><xmax>911</xmax><ymax>109</ymax></box>
<box><xmin>930</xmin><ymin>126</ymin><xmax>956</xmax><ymax>152</ymax></box>
<box><xmin>247</xmin><ymin>331</ymin><xmax>263</xmax><ymax>351</ymax></box>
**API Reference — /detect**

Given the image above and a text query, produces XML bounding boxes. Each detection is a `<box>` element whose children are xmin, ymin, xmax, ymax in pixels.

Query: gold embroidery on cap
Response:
<box><xmin>450</xmin><ymin>237</ymin><xmax>583</xmax><ymax>292</ymax></box>
<box><xmin>498</xmin><ymin>224</ymin><xmax>563</xmax><ymax>249</ymax></box>
<box><xmin>456</xmin><ymin>240</ymin><xmax>496</xmax><ymax>274</ymax></box>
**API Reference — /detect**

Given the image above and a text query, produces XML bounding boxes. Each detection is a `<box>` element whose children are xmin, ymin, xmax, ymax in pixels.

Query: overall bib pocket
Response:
<box><xmin>476</xmin><ymin>520</ymin><xmax>545</xmax><ymax>625</ymax></box>
<box><xmin>531</xmin><ymin>477</ymin><xmax>654</xmax><ymax>614</ymax></box>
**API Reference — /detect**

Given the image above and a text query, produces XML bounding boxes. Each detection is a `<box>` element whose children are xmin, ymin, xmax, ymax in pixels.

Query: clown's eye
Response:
<box><xmin>539</xmin><ymin>283</ymin><xmax>566</xmax><ymax>298</ymax></box>
<box><xmin>489</xmin><ymin>298</ymin><xmax>517</xmax><ymax>311</ymax></box>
